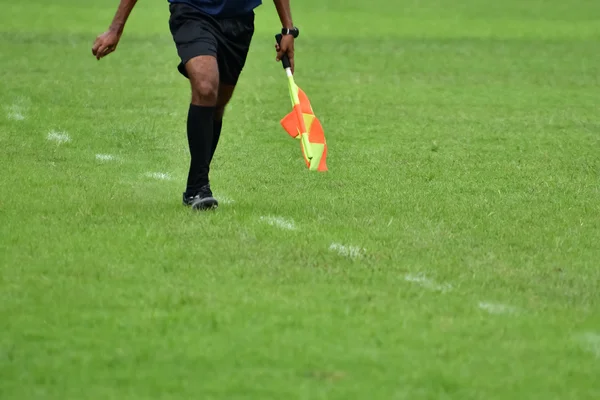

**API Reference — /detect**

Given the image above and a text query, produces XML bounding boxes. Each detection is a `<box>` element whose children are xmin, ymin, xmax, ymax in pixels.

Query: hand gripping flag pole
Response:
<box><xmin>275</xmin><ymin>34</ymin><xmax>328</xmax><ymax>172</ymax></box>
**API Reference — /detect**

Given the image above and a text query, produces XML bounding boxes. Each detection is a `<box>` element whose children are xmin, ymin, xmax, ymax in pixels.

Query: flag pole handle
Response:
<box><xmin>275</xmin><ymin>34</ymin><xmax>292</xmax><ymax>70</ymax></box>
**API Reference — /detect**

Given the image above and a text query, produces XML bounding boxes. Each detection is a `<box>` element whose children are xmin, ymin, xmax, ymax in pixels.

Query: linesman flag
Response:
<box><xmin>275</xmin><ymin>34</ymin><xmax>328</xmax><ymax>172</ymax></box>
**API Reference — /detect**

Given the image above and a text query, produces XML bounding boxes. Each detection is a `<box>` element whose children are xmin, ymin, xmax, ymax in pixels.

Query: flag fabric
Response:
<box><xmin>275</xmin><ymin>33</ymin><xmax>328</xmax><ymax>172</ymax></box>
<box><xmin>280</xmin><ymin>83</ymin><xmax>328</xmax><ymax>171</ymax></box>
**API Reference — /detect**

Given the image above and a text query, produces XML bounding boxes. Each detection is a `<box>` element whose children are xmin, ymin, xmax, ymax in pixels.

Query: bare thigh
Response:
<box><xmin>185</xmin><ymin>55</ymin><xmax>219</xmax><ymax>106</ymax></box>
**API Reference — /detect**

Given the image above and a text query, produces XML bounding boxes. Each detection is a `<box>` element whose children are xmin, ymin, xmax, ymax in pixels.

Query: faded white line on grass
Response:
<box><xmin>9</xmin><ymin>111</ymin><xmax>25</xmax><ymax>121</ymax></box>
<box><xmin>259</xmin><ymin>216</ymin><xmax>297</xmax><ymax>231</ymax></box>
<box><xmin>95</xmin><ymin>154</ymin><xmax>116</xmax><ymax>161</ymax></box>
<box><xmin>329</xmin><ymin>243</ymin><xmax>365</xmax><ymax>259</ymax></box>
<box><xmin>478</xmin><ymin>302</ymin><xmax>517</xmax><ymax>315</ymax></box>
<box><xmin>6</xmin><ymin>105</ymin><xmax>25</xmax><ymax>121</ymax></box>
<box><xmin>217</xmin><ymin>195</ymin><xmax>235</xmax><ymax>205</ymax></box>
<box><xmin>145</xmin><ymin>172</ymin><xmax>172</xmax><ymax>181</ymax></box>
<box><xmin>405</xmin><ymin>274</ymin><xmax>452</xmax><ymax>293</ymax></box>
<box><xmin>578</xmin><ymin>333</ymin><xmax>600</xmax><ymax>358</ymax></box>
<box><xmin>47</xmin><ymin>130</ymin><xmax>71</xmax><ymax>144</ymax></box>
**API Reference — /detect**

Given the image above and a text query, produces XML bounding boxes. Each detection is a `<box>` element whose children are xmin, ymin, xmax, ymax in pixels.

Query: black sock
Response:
<box><xmin>210</xmin><ymin>118</ymin><xmax>223</xmax><ymax>163</ymax></box>
<box><xmin>186</xmin><ymin>104</ymin><xmax>215</xmax><ymax>195</ymax></box>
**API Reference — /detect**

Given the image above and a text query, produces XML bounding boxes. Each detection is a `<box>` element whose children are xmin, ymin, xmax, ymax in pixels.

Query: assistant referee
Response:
<box><xmin>92</xmin><ymin>0</ymin><xmax>299</xmax><ymax>210</ymax></box>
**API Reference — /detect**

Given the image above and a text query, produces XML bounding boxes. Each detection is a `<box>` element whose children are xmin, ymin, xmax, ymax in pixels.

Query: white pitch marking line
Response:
<box><xmin>217</xmin><ymin>195</ymin><xmax>235</xmax><ymax>205</ymax></box>
<box><xmin>6</xmin><ymin>105</ymin><xmax>25</xmax><ymax>121</ymax></box>
<box><xmin>9</xmin><ymin>111</ymin><xmax>25</xmax><ymax>121</ymax></box>
<box><xmin>95</xmin><ymin>154</ymin><xmax>116</xmax><ymax>161</ymax></box>
<box><xmin>404</xmin><ymin>274</ymin><xmax>452</xmax><ymax>293</ymax></box>
<box><xmin>47</xmin><ymin>130</ymin><xmax>71</xmax><ymax>144</ymax></box>
<box><xmin>478</xmin><ymin>302</ymin><xmax>517</xmax><ymax>315</ymax></box>
<box><xmin>145</xmin><ymin>172</ymin><xmax>172</xmax><ymax>181</ymax></box>
<box><xmin>259</xmin><ymin>216</ymin><xmax>297</xmax><ymax>231</ymax></box>
<box><xmin>329</xmin><ymin>243</ymin><xmax>365</xmax><ymax>259</ymax></box>
<box><xmin>578</xmin><ymin>332</ymin><xmax>600</xmax><ymax>358</ymax></box>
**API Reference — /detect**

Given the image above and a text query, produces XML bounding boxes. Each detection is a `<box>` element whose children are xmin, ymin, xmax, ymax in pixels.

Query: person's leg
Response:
<box><xmin>184</xmin><ymin>55</ymin><xmax>219</xmax><ymax>196</ymax></box>
<box><xmin>210</xmin><ymin>84</ymin><xmax>236</xmax><ymax>162</ymax></box>
<box><xmin>169</xmin><ymin>4</ymin><xmax>221</xmax><ymax>209</ymax></box>
<box><xmin>209</xmin><ymin>13</ymin><xmax>255</xmax><ymax>163</ymax></box>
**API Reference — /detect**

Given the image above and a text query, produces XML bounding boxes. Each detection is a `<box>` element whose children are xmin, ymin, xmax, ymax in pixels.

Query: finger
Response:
<box><xmin>100</xmin><ymin>43</ymin><xmax>115</xmax><ymax>59</ymax></box>
<box><xmin>95</xmin><ymin>45</ymin><xmax>107</xmax><ymax>60</ymax></box>
<box><xmin>103</xmin><ymin>46</ymin><xmax>116</xmax><ymax>59</ymax></box>
<box><xmin>92</xmin><ymin>40</ymin><xmax>101</xmax><ymax>56</ymax></box>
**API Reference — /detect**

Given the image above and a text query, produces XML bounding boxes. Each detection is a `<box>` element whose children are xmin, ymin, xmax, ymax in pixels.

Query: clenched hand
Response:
<box><xmin>92</xmin><ymin>30</ymin><xmax>121</xmax><ymax>60</ymax></box>
<box><xmin>275</xmin><ymin>34</ymin><xmax>295</xmax><ymax>74</ymax></box>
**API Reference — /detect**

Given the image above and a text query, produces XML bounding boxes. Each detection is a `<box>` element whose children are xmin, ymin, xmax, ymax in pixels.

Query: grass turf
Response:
<box><xmin>1</xmin><ymin>0</ymin><xmax>600</xmax><ymax>398</ymax></box>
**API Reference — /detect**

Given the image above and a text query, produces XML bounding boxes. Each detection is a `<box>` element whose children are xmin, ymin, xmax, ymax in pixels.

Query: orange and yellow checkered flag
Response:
<box><xmin>276</xmin><ymin>34</ymin><xmax>328</xmax><ymax>172</ymax></box>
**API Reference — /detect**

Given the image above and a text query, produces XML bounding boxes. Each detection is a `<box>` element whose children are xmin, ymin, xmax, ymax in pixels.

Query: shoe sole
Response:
<box><xmin>191</xmin><ymin>197</ymin><xmax>219</xmax><ymax>210</ymax></box>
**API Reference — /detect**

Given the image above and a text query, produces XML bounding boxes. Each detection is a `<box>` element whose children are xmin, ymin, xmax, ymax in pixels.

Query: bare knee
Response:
<box><xmin>191</xmin><ymin>80</ymin><xmax>218</xmax><ymax>106</ymax></box>
<box><xmin>185</xmin><ymin>55</ymin><xmax>219</xmax><ymax>106</ymax></box>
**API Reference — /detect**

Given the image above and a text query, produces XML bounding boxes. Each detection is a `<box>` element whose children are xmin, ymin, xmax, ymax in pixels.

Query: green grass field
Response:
<box><xmin>1</xmin><ymin>0</ymin><xmax>600</xmax><ymax>398</ymax></box>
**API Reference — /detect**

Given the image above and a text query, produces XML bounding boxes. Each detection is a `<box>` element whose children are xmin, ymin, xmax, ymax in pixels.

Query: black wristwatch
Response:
<box><xmin>281</xmin><ymin>27</ymin><xmax>300</xmax><ymax>38</ymax></box>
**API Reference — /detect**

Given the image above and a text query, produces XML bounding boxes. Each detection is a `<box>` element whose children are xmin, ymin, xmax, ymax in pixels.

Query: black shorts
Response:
<box><xmin>168</xmin><ymin>3</ymin><xmax>255</xmax><ymax>85</ymax></box>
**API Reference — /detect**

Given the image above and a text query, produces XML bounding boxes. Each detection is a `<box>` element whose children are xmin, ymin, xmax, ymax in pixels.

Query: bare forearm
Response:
<box><xmin>273</xmin><ymin>0</ymin><xmax>293</xmax><ymax>28</ymax></box>
<box><xmin>109</xmin><ymin>0</ymin><xmax>138</xmax><ymax>34</ymax></box>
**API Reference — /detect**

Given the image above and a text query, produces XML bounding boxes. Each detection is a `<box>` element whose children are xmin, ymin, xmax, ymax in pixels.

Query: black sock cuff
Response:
<box><xmin>189</xmin><ymin>104</ymin><xmax>216</xmax><ymax>115</ymax></box>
